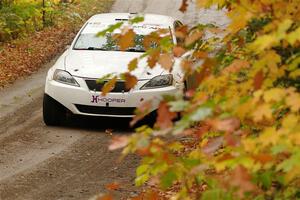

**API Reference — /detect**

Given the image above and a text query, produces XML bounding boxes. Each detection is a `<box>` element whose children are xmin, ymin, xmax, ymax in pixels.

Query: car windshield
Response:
<box><xmin>73</xmin><ymin>33</ymin><xmax>153</xmax><ymax>52</ymax></box>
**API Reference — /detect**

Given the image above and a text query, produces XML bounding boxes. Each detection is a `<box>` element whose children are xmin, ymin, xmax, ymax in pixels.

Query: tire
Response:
<box><xmin>43</xmin><ymin>94</ymin><xmax>66</xmax><ymax>126</ymax></box>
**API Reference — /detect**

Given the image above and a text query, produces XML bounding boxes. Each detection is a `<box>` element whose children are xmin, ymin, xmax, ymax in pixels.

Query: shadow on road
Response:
<box><xmin>62</xmin><ymin>113</ymin><xmax>156</xmax><ymax>133</ymax></box>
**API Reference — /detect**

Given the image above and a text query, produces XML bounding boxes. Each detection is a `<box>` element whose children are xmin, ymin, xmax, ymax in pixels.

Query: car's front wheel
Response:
<box><xmin>43</xmin><ymin>94</ymin><xmax>66</xmax><ymax>126</ymax></box>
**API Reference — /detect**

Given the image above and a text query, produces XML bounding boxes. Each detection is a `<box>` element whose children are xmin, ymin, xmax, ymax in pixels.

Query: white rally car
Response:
<box><xmin>43</xmin><ymin>13</ymin><xmax>184</xmax><ymax>126</ymax></box>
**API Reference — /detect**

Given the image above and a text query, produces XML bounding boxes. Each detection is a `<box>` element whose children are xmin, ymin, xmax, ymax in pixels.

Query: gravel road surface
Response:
<box><xmin>0</xmin><ymin>1</ymin><xmax>227</xmax><ymax>199</ymax></box>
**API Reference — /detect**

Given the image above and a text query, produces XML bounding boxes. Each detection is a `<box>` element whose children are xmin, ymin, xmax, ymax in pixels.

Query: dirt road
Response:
<box><xmin>0</xmin><ymin>1</ymin><xmax>227</xmax><ymax>199</ymax></box>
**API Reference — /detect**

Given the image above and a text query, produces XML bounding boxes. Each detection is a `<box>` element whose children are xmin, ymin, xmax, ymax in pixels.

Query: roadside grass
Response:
<box><xmin>0</xmin><ymin>0</ymin><xmax>114</xmax><ymax>87</ymax></box>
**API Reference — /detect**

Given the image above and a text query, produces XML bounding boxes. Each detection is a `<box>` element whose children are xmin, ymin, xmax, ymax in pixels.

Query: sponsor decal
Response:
<box><xmin>91</xmin><ymin>95</ymin><xmax>126</xmax><ymax>104</ymax></box>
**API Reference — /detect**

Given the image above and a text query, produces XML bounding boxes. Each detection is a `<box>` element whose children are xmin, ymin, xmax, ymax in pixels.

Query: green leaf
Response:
<box><xmin>181</xmin><ymin>158</ymin><xmax>201</xmax><ymax>168</ymax></box>
<box><xmin>160</xmin><ymin>170</ymin><xmax>177</xmax><ymax>189</ymax></box>
<box><xmin>136</xmin><ymin>164</ymin><xmax>149</xmax><ymax>176</ymax></box>
<box><xmin>129</xmin><ymin>16</ymin><xmax>144</xmax><ymax>24</ymax></box>
<box><xmin>168</xmin><ymin>142</ymin><xmax>184</xmax><ymax>151</ymax></box>
<box><xmin>257</xmin><ymin>171</ymin><xmax>273</xmax><ymax>189</ymax></box>
<box><xmin>190</xmin><ymin>107</ymin><xmax>212</xmax><ymax>121</ymax></box>
<box><xmin>201</xmin><ymin>189</ymin><xmax>220</xmax><ymax>200</ymax></box>
<box><xmin>276</xmin><ymin>152</ymin><xmax>300</xmax><ymax>172</ymax></box>
<box><xmin>168</xmin><ymin>100</ymin><xmax>189</xmax><ymax>112</ymax></box>
<box><xmin>271</xmin><ymin>144</ymin><xmax>287</xmax><ymax>155</ymax></box>
<box><xmin>96</xmin><ymin>73</ymin><xmax>115</xmax><ymax>84</ymax></box>
<box><xmin>135</xmin><ymin>174</ymin><xmax>149</xmax><ymax>186</ymax></box>
<box><xmin>96</xmin><ymin>22</ymin><xmax>123</xmax><ymax>37</ymax></box>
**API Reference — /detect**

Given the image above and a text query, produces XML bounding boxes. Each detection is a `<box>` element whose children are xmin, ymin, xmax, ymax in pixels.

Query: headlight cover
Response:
<box><xmin>53</xmin><ymin>69</ymin><xmax>79</xmax><ymax>87</ymax></box>
<box><xmin>140</xmin><ymin>74</ymin><xmax>173</xmax><ymax>90</ymax></box>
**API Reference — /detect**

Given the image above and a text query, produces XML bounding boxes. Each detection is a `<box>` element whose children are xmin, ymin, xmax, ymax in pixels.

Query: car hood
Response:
<box><xmin>65</xmin><ymin>50</ymin><xmax>164</xmax><ymax>80</ymax></box>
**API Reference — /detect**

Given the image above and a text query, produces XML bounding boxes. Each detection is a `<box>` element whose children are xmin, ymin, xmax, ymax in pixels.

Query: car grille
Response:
<box><xmin>85</xmin><ymin>79</ymin><xmax>130</xmax><ymax>93</ymax></box>
<box><xmin>75</xmin><ymin>104</ymin><xmax>136</xmax><ymax>116</ymax></box>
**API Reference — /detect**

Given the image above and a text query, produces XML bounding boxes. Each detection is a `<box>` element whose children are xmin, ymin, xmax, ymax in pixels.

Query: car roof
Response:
<box><xmin>88</xmin><ymin>13</ymin><xmax>175</xmax><ymax>26</ymax></box>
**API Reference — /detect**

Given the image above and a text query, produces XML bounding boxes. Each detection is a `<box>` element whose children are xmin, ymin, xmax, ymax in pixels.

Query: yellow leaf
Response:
<box><xmin>128</xmin><ymin>58</ymin><xmax>138</xmax><ymax>71</ymax></box>
<box><xmin>252</xmin><ymin>103</ymin><xmax>273</xmax><ymax>122</ymax></box>
<box><xmin>282</xmin><ymin>114</ymin><xmax>298</xmax><ymax>129</ymax></box>
<box><xmin>286</xmin><ymin>27</ymin><xmax>300</xmax><ymax>45</ymax></box>
<box><xmin>289</xmin><ymin>69</ymin><xmax>300</xmax><ymax>79</ymax></box>
<box><xmin>249</xmin><ymin>35</ymin><xmax>276</xmax><ymax>52</ymax></box>
<box><xmin>259</xmin><ymin>127</ymin><xmax>279</xmax><ymax>147</ymax></box>
<box><xmin>236</xmin><ymin>101</ymin><xmax>252</xmax><ymax>120</ymax></box>
<box><xmin>276</xmin><ymin>19</ymin><xmax>293</xmax><ymax>38</ymax></box>
<box><xmin>289</xmin><ymin>133</ymin><xmax>300</xmax><ymax>145</ymax></box>
<box><xmin>285</xmin><ymin>166</ymin><xmax>300</xmax><ymax>183</ymax></box>
<box><xmin>242</xmin><ymin>139</ymin><xmax>257</xmax><ymax>153</ymax></box>
<box><xmin>101</xmin><ymin>77</ymin><xmax>117</xmax><ymax>96</ymax></box>
<box><xmin>263</xmin><ymin>88</ymin><xmax>286</xmax><ymax>103</ymax></box>
<box><xmin>286</xmin><ymin>92</ymin><xmax>300</xmax><ymax>112</ymax></box>
<box><xmin>227</xmin><ymin>7</ymin><xmax>252</xmax><ymax>33</ymax></box>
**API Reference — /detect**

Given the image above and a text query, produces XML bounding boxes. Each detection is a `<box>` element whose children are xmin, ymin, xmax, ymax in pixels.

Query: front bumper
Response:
<box><xmin>45</xmin><ymin>76</ymin><xmax>182</xmax><ymax>117</ymax></box>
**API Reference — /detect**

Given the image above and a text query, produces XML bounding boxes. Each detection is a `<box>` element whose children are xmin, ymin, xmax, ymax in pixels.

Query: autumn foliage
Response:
<box><xmin>105</xmin><ymin>0</ymin><xmax>300</xmax><ymax>199</ymax></box>
<box><xmin>0</xmin><ymin>0</ymin><xmax>113</xmax><ymax>87</ymax></box>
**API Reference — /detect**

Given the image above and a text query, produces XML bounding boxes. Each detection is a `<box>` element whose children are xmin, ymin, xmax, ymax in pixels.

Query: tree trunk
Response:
<box><xmin>42</xmin><ymin>0</ymin><xmax>46</xmax><ymax>27</ymax></box>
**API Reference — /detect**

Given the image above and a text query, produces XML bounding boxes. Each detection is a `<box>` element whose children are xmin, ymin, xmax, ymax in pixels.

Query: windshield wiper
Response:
<box><xmin>73</xmin><ymin>47</ymin><xmax>108</xmax><ymax>50</ymax></box>
<box><xmin>127</xmin><ymin>48</ymin><xmax>145</xmax><ymax>53</ymax></box>
<box><xmin>87</xmin><ymin>47</ymin><xmax>108</xmax><ymax>50</ymax></box>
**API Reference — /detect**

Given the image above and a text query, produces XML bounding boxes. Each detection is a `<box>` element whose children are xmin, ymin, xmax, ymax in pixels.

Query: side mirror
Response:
<box><xmin>174</xmin><ymin>20</ymin><xmax>183</xmax><ymax>29</ymax></box>
<box><xmin>174</xmin><ymin>20</ymin><xmax>184</xmax><ymax>45</ymax></box>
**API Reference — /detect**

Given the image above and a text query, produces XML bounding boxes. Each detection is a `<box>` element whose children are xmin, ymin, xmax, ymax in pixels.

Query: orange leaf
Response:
<box><xmin>222</xmin><ymin>60</ymin><xmax>250</xmax><ymax>74</ymax></box>
<box><xmin>194</xmin><ymin>58</ymin><xmax>214</xmax><ymax>84</ymax></box>
<box><xmin>185</xmin><ymin>31</ymin><xmax>203</xmax><ymax>46</ymax></box>
<box><xmin>130</xmin><ymin>100</ymin><xmax>153</xmax><ymax>126</ymax></box>
<box><xmin>147</xmin><ymin>49</ymin><xmax>160</xmax><ymax>68</ymax></box>
<box><xmin>210</xmin><ymin>118</ymin><xmax>240</xmax><ymax>133</ymax></box>
<box><xmin>181</xmin><ymin>59</ymin><xmax>193</xmax><ymax>74</ymax></box>
<box><xmin>108</xmin><ymin>136</ymin><xmax>129</xmax><ymax>150</ymax></box>
<box><xmin>137</xmin><ymin>147</ymin><xmax>152</xmax><ymax>156</ymax></box>
<box><xmin>253</xmin><ymin>70</ymin><xmax>264</xmax><ymax>90</ymax></box>
<box><xmin>101</xmin><ymin>77</ymin><xmax>117</xmax><ymax>96</ymax></box>
<box><xmin>97</xmin><ymin>194</ymin><xmax>113</xmax><ymax>200</ymax></box>
<box><xmin>179</xmin><ymin>0</ymin><xmax>189</xmax><ymax>13</ymax></box>
<box><xmin>158</xmin><ymin>53</ymin><xmax>174</xmax><ymax>71</ymax></box>
<box><xmin>156</xmin><ymin>102</ymin><xmax>177</xmax><ymax>129</ymax></box>
<box><xmin>230</xmin><ymin>165</ymin><xmax>256</xmax><ymax>198</ymax></box>
<box><xmin>173</xmin><ymin>46</ymin><xmax>186</xmax><ymax>57</ymax></box>
<box><xmin>194</xmin><ymin>125</ymin><xmax>210</xmax><ymax>138</ymax></box>
<box><xmin>252</xmin><ymin>154</ymin><xmax>273</xmax><ymax>164</ymax></box>
<box><xmin>202</xmin><ymin>136</ymin><xmax>223</xmax><ymax>155</ymax></box>
<box><xmin>193</xmin><ymin>51</ymin><xmax>208</xmax><ymax>59</ymax></box>
<box><xmin>118</xmin><ymin>29</ymin><xmax>136</xmax><ymax>51</ymax></box>
<box><xmin>143</xmin><ymin>34</ymin><xmax>160</xmax><ymax>50</ymax></box>
<box><xmin>144</xmin><ymin>190</ymin><xmax>160</xmax><ymax>200</ymax></box>
<box><xmin>175</xmin><ymin>25</ymin><xmax>188</xmax><ymax>39</ymax></box>
<box><xmin>224</xmin><ymin>132</ymin><xmax>241</xmax><ymax>147</ymax></box>
<box><xmin>105</xmin><ymin>182</ymin><xmax>120</xmax><ymax>191</ymax></box>
<box><xmin>124</xmin><ymin>73</ymin><xmax>138</xmax><ymax>90</ymax></box>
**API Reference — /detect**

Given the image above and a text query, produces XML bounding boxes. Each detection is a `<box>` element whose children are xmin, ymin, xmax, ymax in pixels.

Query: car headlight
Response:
<box><xmin>140</xmin><ymin>74</ymin><xmax>173</xmax><ymax>90</ymax></box>
<box><xmin>53</xmin><ymin>69</ymin><xmax>79</xmax><ymax>87</ymax></box>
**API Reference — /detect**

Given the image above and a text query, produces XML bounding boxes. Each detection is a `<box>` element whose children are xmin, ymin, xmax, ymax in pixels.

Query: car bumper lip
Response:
<box><xmin>45</xmin><ymin>79</ymin><xmax>181</xmax><ymax>117</ymax></box>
